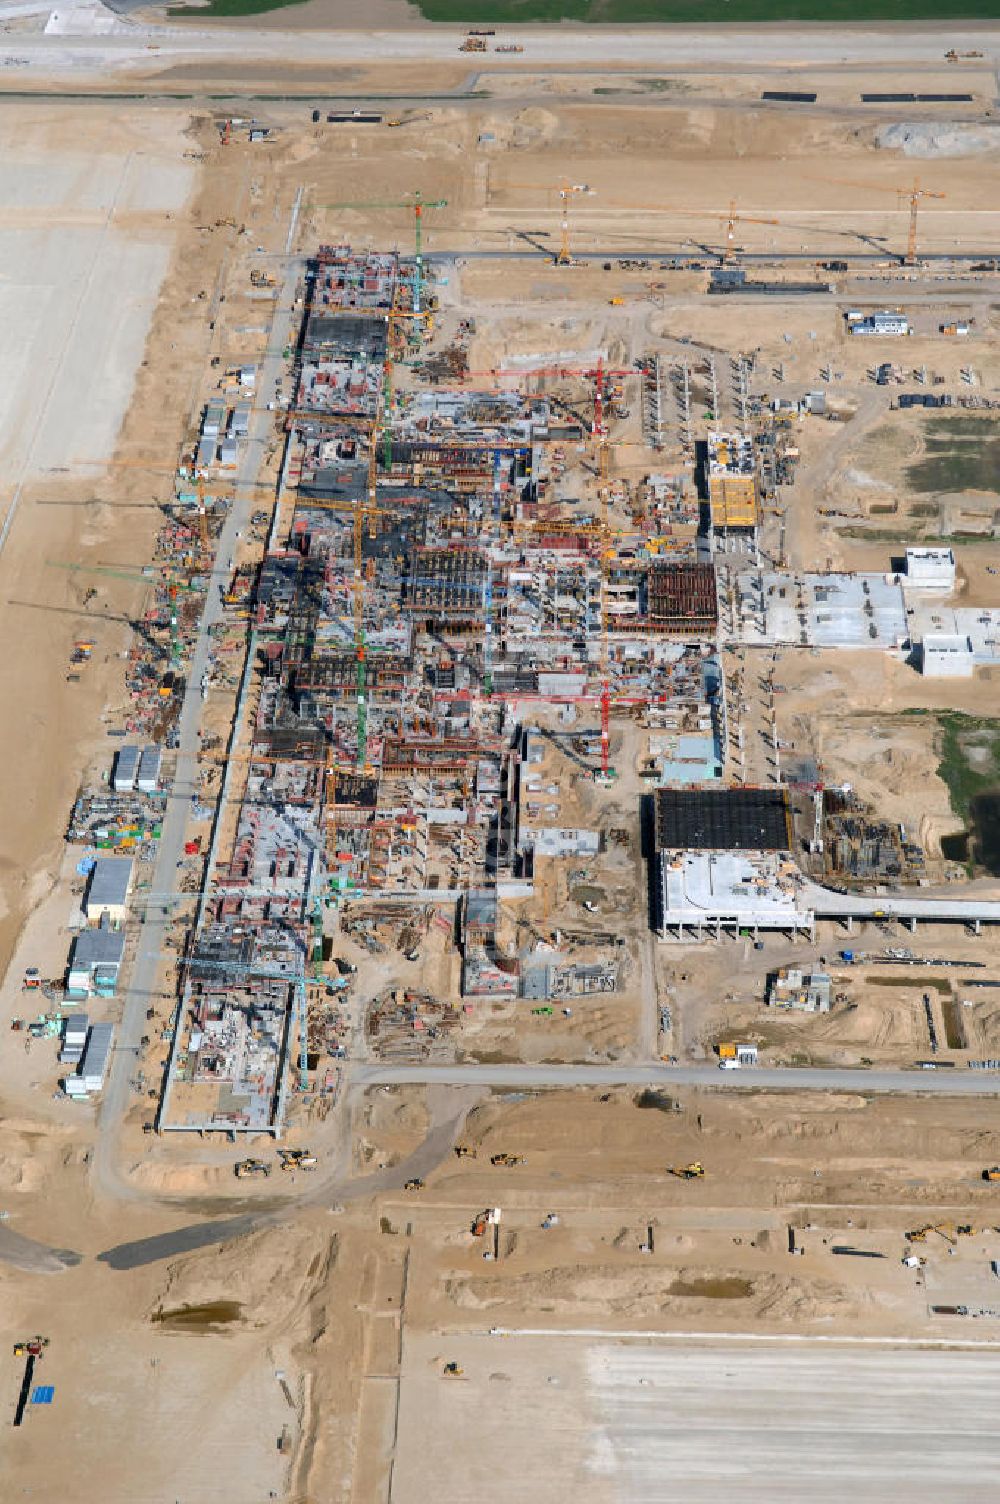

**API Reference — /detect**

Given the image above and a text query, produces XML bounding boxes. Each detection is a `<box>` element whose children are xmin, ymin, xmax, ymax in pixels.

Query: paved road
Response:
<box><xmin>94</xmin><ymin>239</ymin><xmax>303</xmax><ymax>1193</ymax></box>
<box><xmin>350</xmin><ymin>1061</ymin><xmax>1000</xmax><ymax>1096</ymax></box>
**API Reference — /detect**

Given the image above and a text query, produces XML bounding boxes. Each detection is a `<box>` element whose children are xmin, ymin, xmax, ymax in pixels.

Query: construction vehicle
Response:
<box><xmin>278</xmin><ymin>1148</ymin><xmax>317</xmax><ymax>1172</ymax></box>
<box><xmin>235</xmin><ymin>1159</ymin><xmax>271</xmax><ymax>1179</ymax></box>
<box><xmin>495</xmin><ymin>44</ymin><xmax>524</xmax><ymax>52</ymax></box>
<box><xmin>906</xmin><ymin>1222</ymin><xmax>957</xmax><ymax>1246</ymax></box>
<box><xmin>12</xmin><ymin>1336</ymin><xmax>48</xmax><ymax>1359</ymax></box>
<box><xmin>609</xmin><ymin>296</ymin><xmax>625</xmax><ymax>306</ymax></box>
<box><xmin>403</xmin><ymin>1177</ymin><xmax>425</xmax><ymax>1191</ymax></box>
<box><xmin>460</xmin><ymin>36</ymin><xmax>487</xmax><ymax>51</ymax></box>
<box><xmin>22</xmin><ymin>967</ymin><xmax>41</xmax><ymax>991</ymax></box>
<box><xmin>471</xmin><ymin>1207</ymin><xmax>501</xmax><ymax>1237</ymax></box>
<box><xmin>490</xmin><ymin>1153</ymin><xmax>525</xmax><ymax>1167</ymax></box>
<box><xmin>668</xmin><ymin>1163</ymin><xmax>705</xmax><ymax>1180</ymax></box>
<box><xmin>983</xmin><ymin>1167</ymin><xmax>1000</xmax><ymax>1182</ymax></box>
<box><xmin>454</xmin><ymin>1144</ymin><xmax>477</xmax><ymax>1159</ymax></box>
<box><xmin>442</xmin><ymin>1361</ymin><xmax>464</xmax><ymax>1376</ymax></box>
<box><xmin>945</xmin><ymin>49</ymin><xmax>983</xmax><ymax>60</ymax></box>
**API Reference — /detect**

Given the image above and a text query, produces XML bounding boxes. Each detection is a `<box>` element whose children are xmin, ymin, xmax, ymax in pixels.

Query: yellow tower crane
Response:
<box><xmin>820</xmin><ymin>174</ymin><xmax>946</xmax><ymax>265</ymax></box>
<box><xmin>498</xmin><ymin>179</ymin><xmax>595</xmax><ymax>263</ymax></box>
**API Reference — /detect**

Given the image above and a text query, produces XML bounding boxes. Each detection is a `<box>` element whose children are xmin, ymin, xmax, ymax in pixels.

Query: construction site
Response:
<box><xmin>7</xmin><ymin>15</ymin><xmax>1000</xmax><ymax>1503</ymax></box>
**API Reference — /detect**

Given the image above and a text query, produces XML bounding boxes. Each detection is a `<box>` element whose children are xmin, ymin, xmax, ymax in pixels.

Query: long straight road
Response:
<box><xmin>350</xmin><ymin>1061</ymin><xmax>1000</xmax><ymax>1097</ymax></box>
<box><xmin>93</xmin><ymin>236</ymin><xmax>303</xmax><ymax>1195</ymax></box>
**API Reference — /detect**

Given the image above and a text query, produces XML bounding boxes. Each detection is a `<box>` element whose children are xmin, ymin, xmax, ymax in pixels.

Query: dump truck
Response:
<box><xmin>235</xmin><ymin>1159</ymin><xmax>271</xmax><ymax>1179</ymax></box>
<box><xmin>491</xmin><ymin>1153</ymin><xmax>525</xmax><ymax>1166</ymax></box>
<box><xmin>471</xmin><ymin>1207</ymin><xmax>501</xmax><ymax>1236</ymax></box>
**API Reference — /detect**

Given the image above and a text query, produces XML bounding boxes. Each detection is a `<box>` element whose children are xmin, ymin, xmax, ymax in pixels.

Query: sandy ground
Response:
<box><xmin>3</xmin><ymin>61</ymin><xmax>1000</xmax><ymax>1504</ymax></box>
<box><xmin>0</xmin><ymin>106</ymin><xmax>197</xmax><ymax>981</ymax></box>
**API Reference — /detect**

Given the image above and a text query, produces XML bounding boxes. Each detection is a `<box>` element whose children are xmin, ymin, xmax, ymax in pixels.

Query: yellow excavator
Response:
<box><xmin>906</xmin><ymin>1222</ymin><xmax>956</xmax><ymax>1246</ymax></box>
<box><xmin>278</xmin><ymin>1148</ymin><xmax>317</xmax><ymax>1172</ymax></box>
<box><xmin>668</xmin><ymin>1163</ymin><xmax>705</xmax><ymax>1180</ymax></box>
<box><xmin>235</xmin><ymin>1159</ymin><xmax>271</xmax><ymax>1179</ymax></box>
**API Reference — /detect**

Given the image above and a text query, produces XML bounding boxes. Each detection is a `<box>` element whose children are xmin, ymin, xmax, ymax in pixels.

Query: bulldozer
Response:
<box><xmin>443</xmin><ymin>1361</ymin><xmax>464</xmax><ymax>1376</ymax></box>
<box><xmin>668</xmin><ymin>1163</ymin><xmax>705</xmax><ymax>1180</ymax></box>
<box><xmin>278</xmin><ymin>1148</ymin><xmax>317</xmax><ymax>1172</ymax></box>
<box><xmin>235</xmin><ymin>1159</ymin><xmax>271</xmax><ymax>1179</ymax></box>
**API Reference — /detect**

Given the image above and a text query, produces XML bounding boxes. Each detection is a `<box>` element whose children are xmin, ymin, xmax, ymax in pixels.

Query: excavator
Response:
<box><xmin>491</xmin><ymin>1153</ymin><xmax>525</xmax><ymax>1167</ymax></box>
<box><xmin>235</xmin><ymin>1159</ymin><xmax>271</xmax><ymax>1179</ymax></box>
<box><xmin>906</xmin><ymin>1222</ymin><xmax>957</xmax><ymax>1246</ymax></box>
<box><xmin>454</xmin><ymin>1144</ymin><xmax>477</xmax><ymax>1159</ymax></box>
<box><xmin>278</xmin><ymin>1148</ymin><xmax>317</xmax><ymax>1172</ymax></box>
<box><xmin>668</xmin><ymin>1163</ymin><xmax>705</xmax><ymax>1180</ymax></box>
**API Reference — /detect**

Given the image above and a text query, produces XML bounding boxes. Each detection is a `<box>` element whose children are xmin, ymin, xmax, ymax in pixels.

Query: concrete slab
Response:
<box><xmin>394</xmin><ymin>1331</ymin><xmax>1000</xmax><ymax>1502</ymax></box>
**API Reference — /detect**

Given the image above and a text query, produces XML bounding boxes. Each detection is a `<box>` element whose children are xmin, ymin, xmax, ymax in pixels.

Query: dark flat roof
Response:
<box><xmin>655</xmin><ymin>788</ymin><xmax>791</xmax><ymax>852</ymax></box>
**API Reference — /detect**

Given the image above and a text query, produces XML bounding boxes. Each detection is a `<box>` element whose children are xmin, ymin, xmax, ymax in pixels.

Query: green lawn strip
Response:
<box><xmin>167</xmin><ymin>0</ymin><xmax>1000</xmax><ymax>21</ymax></box>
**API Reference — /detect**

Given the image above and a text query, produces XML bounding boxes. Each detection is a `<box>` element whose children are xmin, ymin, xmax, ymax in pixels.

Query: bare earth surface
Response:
<box><xmin>3</xmin><ymin>20</ymin><xmax>1000</xmax><ymax>1504</ymax></box>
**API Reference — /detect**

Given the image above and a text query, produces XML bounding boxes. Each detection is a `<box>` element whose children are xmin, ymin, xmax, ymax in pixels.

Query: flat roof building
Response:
<box><xmin>83</xmin><ymin>857</ymin><xmax>133</xmax><ymax>925</ymax></box>
<box><xmin>904</xmin><ymin>547</ymin><xmax>956</xmax><ymax>594</ymax></box>
<box><xmin>921</xmin><ymin>632</ymin><xmax>975</xmax><ymax>678</ymax></box>
<box><xmin>655</xmin><ymin>787</ymin><xmax>792</xmax><ymax>853</ymax></box>
<box><xmin>113</xmin><ymin>745</ymin><xmax>139</xmax><ymax>793</ymax></box>
<box><xmin>66</xmin><ymin>922</ymin><xmax>126</xmax><ymax>998</ymax></box>
<box><xmin>137</xmin><ymin>744</ymin><xmax>162</xmax><ymax>793</ymax></box>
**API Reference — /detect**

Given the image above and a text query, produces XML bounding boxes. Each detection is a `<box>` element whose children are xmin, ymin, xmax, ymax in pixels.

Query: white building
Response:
<box><xmin>533</xmin><ymin>828</ymin><xmax>601</xmax><ymax>859</ymax></box>
<box><xmin>657</xmin><ymin>851</ymin><xmax>814</xmax><ymax>942</ymax></box>
<box><xmin>849</xmin><ymin>311</ymin><xmax>909</xmax><ymax>337</ymax></box>
<box><xmin>921</xmin><ymin>632</ymin><xmax>975</xmax><ymax>678</ymax></box>
<box><xmin>112</xmin><ymin>745</ymin><xmax>139</xmax><ymax>792</ymax></box>
<box><xmin>83</xmin><ymin>857</ymin><xmax>134</xmax><ymax>925</ymax></box>
<box><xmin>904</xmin><ymin>547</ymin><xmax>956</xmax><ymax>595</ymax></box>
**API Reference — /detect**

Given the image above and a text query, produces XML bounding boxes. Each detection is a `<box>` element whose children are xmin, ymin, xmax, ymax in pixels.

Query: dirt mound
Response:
<box><xmin>878</xmin><ymin>123</ymin><xmax>1000</xmax><ymax>158</ymax></box>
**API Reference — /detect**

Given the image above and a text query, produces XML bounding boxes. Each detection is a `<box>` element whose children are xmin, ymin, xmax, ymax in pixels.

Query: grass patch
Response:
<box><xmin>169</xmin><ymin>0</ymin><xmax>307</xmax><ymax>16</ymax></box>
<box><xmin>167</xmin><ymin>0</ymin><xmax>1000</xmax><ymax>19</ymax></box>
<box><xmin>934</xmin><ymin>711</ymin><xmax>1000</xmax><ymax>822</ymax></box>
<box><xmin>907</xmin><ymin>414</ymin><xmax>1000</xmax><ymax>498</ymax></box>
